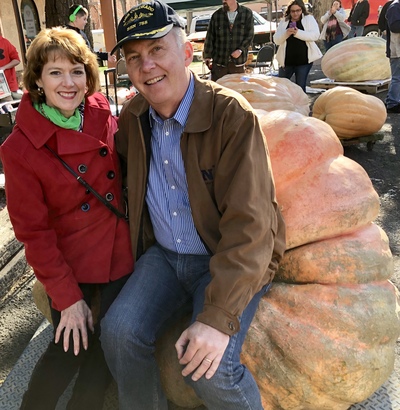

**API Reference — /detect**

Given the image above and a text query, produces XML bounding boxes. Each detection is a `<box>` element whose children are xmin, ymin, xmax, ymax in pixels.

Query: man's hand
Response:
<box><xmin>204</xmin><ymin>58</ymin><xmax>212</xmax><ymax>69</ymax></box>
<box><xmin>230</xmin><ymin>49</ymin><xmax>243</xmax><ymax>59</ymax></box>
<box><xmin>55</xmin><ymin>299</ymin><xmax>94</xmax><ymax>356</ymax></box>
<box><xmin>175</xmin><ymin>321</ymin><xmax>229</xmax><ymax>381</ymax></box>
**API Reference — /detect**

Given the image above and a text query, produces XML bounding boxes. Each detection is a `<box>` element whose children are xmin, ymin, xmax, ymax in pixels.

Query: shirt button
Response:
<box><xmin>165</xmin><ymin>131</ymin><xmax>169</xmax><ymax>136</ymax></box>
<box><xmin>171</xmin><ymin>185</ymin><xmax>176</xmax><ymax>190</ymax></box>
<box><xmin>164</xmin><ymin>160</ymin><xmax>169</xmax><ymax>164</ymax></box>
<box><xmin>81</xmin><ymin>203</ymin><xmax>90</xmax><ymax>212</ymax></box>
<box><xmin>107</xmin><ymin>170</ymin><xmax>115</xmax><ymax>179</ymax></box>
<box><xmin>228</xmin><ymin>322</ymin><xmax>235</xmax><ymax>331</ymax></box>
<box><xmin>173</xmin><ymin>212</ymin><xmax>177</xmax><ymax>216</ymax></box>
<box><xmin>177</xmin><ymin>239</ymin><xmax>181</xmax><ymax>243</ymax></box>
<box><xmin>105</xmin><ymin>192</ymin><xmax>114</xmax><ymax>202</ymax></box>
<box><xmin>99</xmin><ymin>147</ymin><xmax>108</xmax><ymax>157</ymax></box>
<box><xmin>78</xmin><ymin>164</ymin><xmax>87</xmax><ymax>173</ymax></box>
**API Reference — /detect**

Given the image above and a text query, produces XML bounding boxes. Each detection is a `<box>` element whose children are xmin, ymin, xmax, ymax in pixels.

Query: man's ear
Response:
<box><xmin>184</xmin><ymin>41</ymin><xmax>194</xmax><ymax>67</ymax></box>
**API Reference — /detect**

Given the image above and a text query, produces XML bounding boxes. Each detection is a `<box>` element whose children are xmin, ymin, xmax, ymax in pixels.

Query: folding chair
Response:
<box><xmin>247</xmin><ymin>44</ymin><xmax>275</xmax><ymax>74</ymax></box>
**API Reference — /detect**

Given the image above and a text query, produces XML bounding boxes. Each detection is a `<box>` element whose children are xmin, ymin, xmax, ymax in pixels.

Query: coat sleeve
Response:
<box><xmin>196</xmin><ymin>106</ymin><xmax>286</xmax><ymax>335</ymax></box>
<box><xmin>273</xmin><ymin>20</ymin><xmax>290</xmax><ymax>45</ymax></box>
<box><xmin>321</xmin><ymin>10</ymin><xmax>331</xmax><ymax>24</ymax></box>
<box><xmin>335</xmin><ymin>8</ymin><xmax>348</xmax><ymax>23</ymax></box>
<box><xmin>387</xmin><ymin>5</ymin><xmax>400</xmax><ymax>33</ymax></box>
<box><xmin>294</xmin><ymin>16</ymin><xmax>321</xmax><ymax>41</ymax></box>
<box><xmin>203</xmin><ymin>14</ymin><xmax>217</xmax><ymax>59</ymax></box>
<box><xmin>238</xmin><ymin>9</ymin><xmax>255</xmax><ymax>52</ymax></box>
<box><xmin>0</xmin><ymin>141</ymin><xmax>84</xmax><ymax>311</ymax></box>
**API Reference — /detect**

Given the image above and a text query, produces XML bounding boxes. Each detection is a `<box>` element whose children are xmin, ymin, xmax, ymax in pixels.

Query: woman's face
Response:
<box><xmin>289</xmin><ymin>4</ymin><xmax>303</xmax><ymax>21</ymax></box>
<box><xmin>73</xmin><ymin>14</ymin><xmax>88</xmax><ymax>31</ymax></box>
<box><xmin>332</xmin><ymin>1</ymin><xmax>341</xmax><ymax>9</ymax></box>
<box><xmin>36</xmin><ymin>55</ymin><xmax>87</xmax><ymax>118</ymax></box>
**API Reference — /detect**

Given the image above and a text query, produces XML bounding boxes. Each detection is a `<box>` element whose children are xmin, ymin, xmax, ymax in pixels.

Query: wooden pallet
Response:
<box><xmin>310</xmin><ymin>78</ymin><xmax>390</xmax><ymax>94</ymax></box>
<box><xmin>340</xmin><ymin>133</ymin><xmax>384</xmax><ymax>151</ymax></box>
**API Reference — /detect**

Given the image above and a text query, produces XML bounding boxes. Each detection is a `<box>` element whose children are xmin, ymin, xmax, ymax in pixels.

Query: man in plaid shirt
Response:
<box><xmin>203</xmin><ymin>0</ymin><xmax>254</xmax><ymax>81</ymax></box>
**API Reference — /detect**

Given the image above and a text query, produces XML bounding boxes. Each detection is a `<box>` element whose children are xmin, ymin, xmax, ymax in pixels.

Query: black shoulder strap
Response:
<box><xmin>45</xmin><ymin>144</ymin><xmax>128</xmax><ymax>222</ymax></box>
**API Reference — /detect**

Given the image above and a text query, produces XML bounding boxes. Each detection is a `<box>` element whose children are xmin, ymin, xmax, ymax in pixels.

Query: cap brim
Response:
<box><xmin>111</xmin><ymin>23</ymin><xmax>174</xmax><ymax>55</ymax></box>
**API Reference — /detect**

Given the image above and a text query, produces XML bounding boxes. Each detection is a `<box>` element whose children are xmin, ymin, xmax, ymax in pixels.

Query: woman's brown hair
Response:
<box><xmin>284</xmin><ymin>0</ymin><xmax>309</xmax><ymax>20</ymax></box>
<box><xmin>23</xmin><ymin>27</ymin><xmax>100</xmax><ymax>103</ymax></box>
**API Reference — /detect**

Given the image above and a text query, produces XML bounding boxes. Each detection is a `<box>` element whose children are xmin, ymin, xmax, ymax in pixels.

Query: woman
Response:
<box><xmin>0</xmin><ymin>27</ymin><xmax>133</xmax><ymax>409</ymax></box>
<box><xmin>273</xmin><ymin>0</ymin><xmax>322</xmax><ymax>92</ymax></box>
<box><xmin>320</xmin><ymin>0</ymin><xmax>351</xmax><ymax>50</ymax></box>
<box><xmin>66</xmin><ymin>3</ymin><xmax>115</xmax><ymax>65</ymax></box>
<box><xmin>348</xmin><ymin>0</ymin><xmax>370</xmax><ymax>37</ymax></box>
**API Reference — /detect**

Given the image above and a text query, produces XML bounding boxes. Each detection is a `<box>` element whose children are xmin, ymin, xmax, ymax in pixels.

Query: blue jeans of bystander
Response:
<box><xmin>101</xmin><ymin>243</ymin><xmax>269</xmax><ymax>410</ymax></box>
<box><xmin>279</xmin><ymin>63</ymin><xmax>313</xmax><ymax>92</ymax></box>
<box><xmin>386</xmin><ymin>57</ymin><xmax>400</xmax><ymax>109</ymax></box>
<box><xmin>324</xmin><ymin>34</ymin><xmax>344</xmax><ymax>51</ymax></box>
<box><xmin>348</xmin><ymin>24</ymin><xmax>364</xmax><ymax>37</ymax></box>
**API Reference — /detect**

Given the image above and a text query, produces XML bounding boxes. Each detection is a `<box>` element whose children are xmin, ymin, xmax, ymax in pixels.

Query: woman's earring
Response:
<box><xmin>38</xmin><ymin>87</ymin><xmax>44</xmax><ymax>96</ymax></box>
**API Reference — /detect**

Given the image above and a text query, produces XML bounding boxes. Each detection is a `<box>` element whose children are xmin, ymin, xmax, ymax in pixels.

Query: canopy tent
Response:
<box><xmin>166</xmin><ymin>0</ymin><xmax>268</xmax><ymax>12</ymax></box>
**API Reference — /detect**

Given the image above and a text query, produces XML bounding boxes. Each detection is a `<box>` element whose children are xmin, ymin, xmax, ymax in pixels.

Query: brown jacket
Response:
<box><xmin>115</xmin><ymin>74</ymin><xmax>286</xmax><ymax>335</ymax></box>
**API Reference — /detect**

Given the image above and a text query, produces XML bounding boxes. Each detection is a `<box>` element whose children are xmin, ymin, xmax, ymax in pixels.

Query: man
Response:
<box><xmin>100</xmin><ymin>1</ymin><xmax>285</xmax><ymax>409</ymax></box>
<box><xmin>203</xmin><ymin>0</ymin><xmax>254</xmax><ymax>81</ymax></box>
<box><xmin>347</xmin><ymin>0</ymin><xmax>370</xmax><ymax>37</ymax></box>
<box><xmin>385</xmin><ymin>0</ymin><xmax>400</xmax><ymax>112</ymax></box>
<box><xmin>0</xmin><ymin>34</ymin><xmax>21</xmax><ymax>99</ymax></box>
<box><xmin>66</xmin><ymin>4</ymin><xmax>115</xmax><ymax>65</ymax></box>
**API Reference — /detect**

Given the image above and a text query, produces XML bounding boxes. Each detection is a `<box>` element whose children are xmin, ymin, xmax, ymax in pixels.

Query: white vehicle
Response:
<box><xmin>188</xmin><ymin>11</ymin><xmax>277</xmax><ymax>49</ymax></box>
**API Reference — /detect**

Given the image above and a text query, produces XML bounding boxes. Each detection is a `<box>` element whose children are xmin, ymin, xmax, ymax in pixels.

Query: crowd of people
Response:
<box><xmin>0</xmin><ymin>0</ymin><xmax>398</xmax><ymax>408</ymax></box>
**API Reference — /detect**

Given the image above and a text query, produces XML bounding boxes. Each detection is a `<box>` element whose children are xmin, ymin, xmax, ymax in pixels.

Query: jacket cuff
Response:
<box><xmin>196</xmin><ymin>304</ymin><xmax>240</xmax><ymax>336</ymax></box>
<box><xmin>46</xmin><ymin>276</ymin><xmax>83</xmax><ymax>311</ymax></box>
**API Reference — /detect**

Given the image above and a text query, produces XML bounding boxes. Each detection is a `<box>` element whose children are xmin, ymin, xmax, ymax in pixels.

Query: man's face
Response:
<box><xmin>222</xmin><ymin>0</ymin><xmax>236</xmax><ymax>11</ymax></box>
<box><xmin>122</xmin><ymin>30</ymin><xmax>193</xmax><ymax>119</ymax></box>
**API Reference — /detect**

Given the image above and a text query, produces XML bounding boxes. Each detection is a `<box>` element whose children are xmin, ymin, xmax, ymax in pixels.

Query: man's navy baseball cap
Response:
<box><xmin>111</xmin><ymin>0</ymin><xmax>185</xmax><ymax>54</ymax></box>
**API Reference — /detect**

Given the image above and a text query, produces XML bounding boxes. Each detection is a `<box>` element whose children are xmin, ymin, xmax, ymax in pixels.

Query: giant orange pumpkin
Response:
<box><xmin>154</xmin><ymin>110</ymin><xmax>400</xmax><ymax>409</ymax></box>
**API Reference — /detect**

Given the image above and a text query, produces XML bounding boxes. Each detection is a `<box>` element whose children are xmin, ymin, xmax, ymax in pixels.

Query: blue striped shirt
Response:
<box><xmin>146</xmin><ymin>75</ymin><xmax>208</xmax><ymax>255</ymax></box>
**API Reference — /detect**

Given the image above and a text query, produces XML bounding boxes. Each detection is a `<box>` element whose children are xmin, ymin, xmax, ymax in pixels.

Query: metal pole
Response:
<box><xmin>11</xmin><ymin>0</ymin><xmax>27</xmax><ymax>65</ymax></box>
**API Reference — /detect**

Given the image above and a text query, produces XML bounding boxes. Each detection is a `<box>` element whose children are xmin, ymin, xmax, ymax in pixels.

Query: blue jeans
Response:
<box><xmin>101</xmin><ymin>244</ymin><xmax>269</xmax><ymax>410</ymax></box>
<box><xmin>324</xmin><ymin>34</ymin><xmax>344</xmax><ymax>51</ymax></box>
<box><xmin>348</xmin><ymin>24</ymin><xmax>364</xmax><ymax>37</ymax></box>
<box><xmin>386</xmin><ymin>57</ymin><xmax>400</xmax><ymax>108</ymax></box>
<box><xmin>279</xmin><ymin>62</ymin><xmax>313</xmax><ymax>92</ymax></box>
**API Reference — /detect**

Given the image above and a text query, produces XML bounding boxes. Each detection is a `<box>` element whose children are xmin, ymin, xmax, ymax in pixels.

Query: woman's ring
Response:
<box><xmin>204</xmin><ymin>358</ymin><xmax>212</xmax><ymax>364</ymax></box>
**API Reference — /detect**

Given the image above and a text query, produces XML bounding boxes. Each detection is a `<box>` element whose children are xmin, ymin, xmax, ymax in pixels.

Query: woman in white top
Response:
<box><xmin>320</xmin><ymin>0</ymin><xmax>351</xmax><ymax>50</ymax></box>
<box><xmin>273</xmin><ymin>0</ymin><xmax>322</xmax><ymax>92</ymax></box>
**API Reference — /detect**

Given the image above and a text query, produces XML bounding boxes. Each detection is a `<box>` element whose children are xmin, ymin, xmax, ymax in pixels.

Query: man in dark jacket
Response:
<box><xmin>385</xmin><ymin>0</ymin><xmax>400</xmax><ymax>112</ymax></box>
<box><xmin>348</xmin><ymin>0</ymin><xmax>370</xmax><ymax>36</ymax></box>
<box><xmin>203</xmin><ymin>0</ymin><xmax>254</xmax><ymax>81</ymax></box>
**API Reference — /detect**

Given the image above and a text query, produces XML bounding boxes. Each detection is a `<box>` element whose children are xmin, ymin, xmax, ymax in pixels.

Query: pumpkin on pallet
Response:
<box><xmin>321</xmin><ymin>37</ymin><xmax>390</xmax><ymax>82</ymax></box>
<box><xmin>217</xmin><ymin>73</ymin><xmax>310</xmax><ymax>116</ymax></box>
<box><xmin>312</xmin><ymin>86</ymin><xmax>387</xmax><ymax>139</ymax></box>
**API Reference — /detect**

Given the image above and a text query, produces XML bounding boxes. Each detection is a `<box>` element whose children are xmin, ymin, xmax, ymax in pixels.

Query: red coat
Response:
<box><xmin>0</xmin><ymin>92</ymin><xmax>133</xmax><ymax>311</ymax></box>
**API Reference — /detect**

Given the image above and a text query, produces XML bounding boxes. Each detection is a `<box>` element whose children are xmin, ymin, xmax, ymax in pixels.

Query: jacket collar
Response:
<box><xmin>126</xmin><ymin>73</ymin><xmax>217</xmax><ymax>133</ymax></box>
<box><xmin>15</xmin><ymin>92</ymin><xmax>111</xmax><ymax>154</ymax></box>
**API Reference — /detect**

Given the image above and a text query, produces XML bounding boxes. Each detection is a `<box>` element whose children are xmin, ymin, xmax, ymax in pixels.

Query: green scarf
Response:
<box><xmin>34</xmin><ymin>102</ymin><xmax>81</xmax><ymax>130</ymax></box>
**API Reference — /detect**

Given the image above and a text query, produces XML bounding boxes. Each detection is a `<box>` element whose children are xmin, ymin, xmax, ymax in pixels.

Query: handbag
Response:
<box><xmin>45</xmin><ymin>144</ymin><xmax>128</xmax><ymax>222</ymax></box>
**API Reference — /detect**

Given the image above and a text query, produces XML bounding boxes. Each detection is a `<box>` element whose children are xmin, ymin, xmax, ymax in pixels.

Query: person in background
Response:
<box><xmin>66</xmin><ymin>4</ymin><xmax>116</xmax><ymax>65</ymax></box>
<box><xmin>0</xmin><ymin>27</ymin><xmax>133</xmax><ymax>409</ymax></box>
<box><xmin>273</xmin><ymin>0</ymin><xmax>322</xmax><ymax>92</ymax></box>
<box><xmin>203</xmin><ymin>0</ymin><xmax>254</xmax><ymax>81</ymax></box>
<box><xmin>100</xmin><ymin>1</ymin><xmax>285</xmax><ymax>409</ymax></box>
<box><xmin>384</xmin><ymin>0</ymin><xmax>400</xmax><ymax>112</ymax></box>
<box><xmin>320</xmin><ymin>0</ymin><xmax>351</xmax><ymax>50</ymax></box>
<box><xmin>348</xmin><ymin>0</ymin><xmax>370</xmax><ymax>37</ymax></box>
<box><xmin>0</xmin><ymin>33</ymin><xmax>22</xmax><ymax>100</ymax></box>
<box><xmin>379</xmin><ymin>0</ymin><xmax>394</xmax><ymax>38</ymax></box>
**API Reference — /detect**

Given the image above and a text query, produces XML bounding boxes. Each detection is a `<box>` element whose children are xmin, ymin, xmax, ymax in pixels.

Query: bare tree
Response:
<box><xmin>312</xmin><ymin>0</ymin><xmax>333</xmax><ymax>30</ymax></box>
<box><xmin>45</xmin><ymin>0</ymin><xmax>93</xmax><ymax>45</ymax></box>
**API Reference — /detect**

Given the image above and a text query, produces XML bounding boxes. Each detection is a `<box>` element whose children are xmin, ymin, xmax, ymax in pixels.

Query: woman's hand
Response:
<box><xmin>55</xmin><ymin>299</ymin><xmax>94</xmax><ymax>356</ymax></box>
